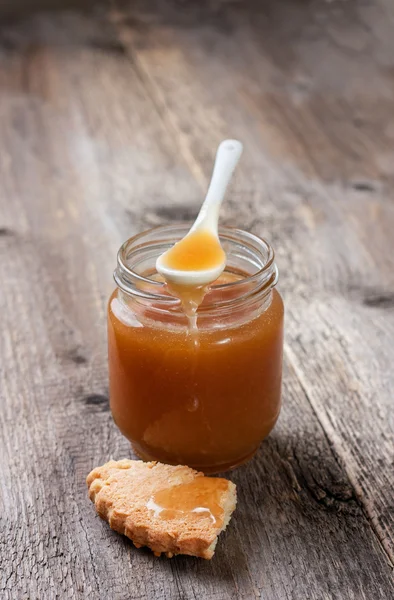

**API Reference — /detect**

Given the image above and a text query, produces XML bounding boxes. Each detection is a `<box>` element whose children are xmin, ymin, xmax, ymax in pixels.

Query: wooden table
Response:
<box><xmin>1</xmin><ymin>1</ymin><xmax>393</xmax><ymax>598</ymax></box>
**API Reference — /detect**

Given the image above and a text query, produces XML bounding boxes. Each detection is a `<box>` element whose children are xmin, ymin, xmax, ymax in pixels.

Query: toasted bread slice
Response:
<box><xmin>87</xmin><ymin>459</ymin><xmax>236</xmax><ymax>559</ymax></box>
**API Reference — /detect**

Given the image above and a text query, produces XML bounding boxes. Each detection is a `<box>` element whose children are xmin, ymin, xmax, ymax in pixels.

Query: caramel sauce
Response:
<box><xmin>166</xmin><ymin>281</ymin><xmax>207</xmax><ymax>330</ymax></box>
<box><xmin>162</xmin><ymin>229</ymin><xmax>225</xmax><ymax>271</ymax></box>
<box><xmin>108</xmin><ymin>270</ymin><xmax>284</xmax><ymax>472</ymax></box>
<box><xmin>146</xmin><ymin>477</ymin><xmax>228</xmax><ymax>526</ymax></box>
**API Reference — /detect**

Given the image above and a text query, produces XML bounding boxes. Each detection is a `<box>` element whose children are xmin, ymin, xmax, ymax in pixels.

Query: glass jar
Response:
<box><xmin>108</xmin><ymin>225</ymin><xmax>284</xmax><ymax>474</ymax></box>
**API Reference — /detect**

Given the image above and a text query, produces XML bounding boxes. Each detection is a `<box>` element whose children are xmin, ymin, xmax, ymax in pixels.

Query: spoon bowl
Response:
<box><xmin>156</xmin><ymin>254</ymin><xmax>226</xmax><ymax>287</ymax></box>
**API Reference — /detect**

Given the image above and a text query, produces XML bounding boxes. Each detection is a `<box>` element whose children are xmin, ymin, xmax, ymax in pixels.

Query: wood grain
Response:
<box><xmin>0</xmin><ymin>2</ymin><xmax>393</xmax><ymax>599</ymax></box>
<box><xmin>113</xmin><ymin>0</ymin><xmax>394</xmax><ymax>560</ymax></box>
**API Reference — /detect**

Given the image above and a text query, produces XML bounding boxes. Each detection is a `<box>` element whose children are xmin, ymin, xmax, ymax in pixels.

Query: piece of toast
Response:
<box><xmin>86</xmin><ymin>459</ymin><xmax>237</xmax><ymax>559</ymax></box>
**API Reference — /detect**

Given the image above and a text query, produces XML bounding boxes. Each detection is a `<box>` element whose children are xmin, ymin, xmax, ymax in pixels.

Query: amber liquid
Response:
<box><xmin>108</xmin><ymin>274</ymin><xmax>284</xmax><ymax>473</ymax></box>
<box><xmin>162</xmin><ymin>229</ymin><xmax>225</xmax><ymax>328</ymax></box>
<box><xmin>147</xmin><ymin>477</ymin><xmax>228</xmax><ymax>526</ymax></box>
<box><xmin>162</xmin><ymin>229</ymin><xmax>225</xmax><ymax>271</ymax></box>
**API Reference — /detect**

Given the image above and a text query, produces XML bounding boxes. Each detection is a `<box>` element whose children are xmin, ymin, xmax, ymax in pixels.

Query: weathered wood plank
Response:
<box><xmin>0</xmin><ymin>3</ymin><xmax>393</xmax><ymax>600</ymax></box>
<box><xmin>113</xmin><ymin>0</ymin><xmax>394</xmax><ymax>562</ymax></box>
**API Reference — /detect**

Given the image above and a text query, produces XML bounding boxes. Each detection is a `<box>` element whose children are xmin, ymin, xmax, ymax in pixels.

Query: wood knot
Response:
<box><xmin>83</xmin><ymin>394</ymin><xmax>110</xmax><ymax>412</ymax></box>
<box><xmin>0</xmin><ymin>227</ymin><xmax>14</xmax><ymax>236</ymax></box>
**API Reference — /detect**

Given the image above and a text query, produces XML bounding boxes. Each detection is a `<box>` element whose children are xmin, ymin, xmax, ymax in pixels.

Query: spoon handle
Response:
<box><xmin>191</xmin><ymin>139</ymin><xmax>243</xmax><ymax>233</ymax></box>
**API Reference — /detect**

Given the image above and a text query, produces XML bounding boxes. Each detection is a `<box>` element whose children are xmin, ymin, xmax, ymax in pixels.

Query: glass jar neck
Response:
<box><xmin>113</xmin><ymin>225</ymin><xmax>278</xmax><ymax>329</ymax></box>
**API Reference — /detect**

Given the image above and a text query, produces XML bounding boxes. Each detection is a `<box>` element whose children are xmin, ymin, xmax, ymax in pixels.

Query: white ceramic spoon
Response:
<box><xmin>156</xmin><ymin>139</ymin><xmax>243</xmax><ymax>286</ymax></box>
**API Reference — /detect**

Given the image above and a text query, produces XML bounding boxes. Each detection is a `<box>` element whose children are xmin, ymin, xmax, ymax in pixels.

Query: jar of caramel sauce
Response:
<box><xmin>109</xmin><ymin>225</ymin><xmax>284</xmax><ymax>473</ymax></box>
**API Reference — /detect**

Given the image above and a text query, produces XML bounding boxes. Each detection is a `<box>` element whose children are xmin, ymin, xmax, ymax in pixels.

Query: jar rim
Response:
<box><xmin>114</xmin><ymin>224</ymin><xmax>278</xmax><ymax>309</ymax></box>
